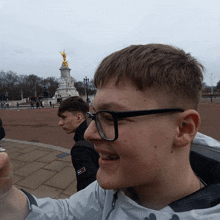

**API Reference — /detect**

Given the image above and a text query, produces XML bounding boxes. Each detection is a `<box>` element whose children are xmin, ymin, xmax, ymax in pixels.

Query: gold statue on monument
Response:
<box><xmin>60</xmin><ymin>51</ymin><xmax>68</xmax><ymax>67</ymax></box>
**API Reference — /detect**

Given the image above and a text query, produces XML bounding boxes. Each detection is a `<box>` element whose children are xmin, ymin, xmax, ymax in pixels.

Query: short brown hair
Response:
<box><xmin>94</xmin><ymin>44</ymin><xmax>204</xmax><ymax>109</ymax></box>
<box><xmin>57</xmin><ymin>96</ymin><xmax>89</xmax><ymax>118</ymax></box>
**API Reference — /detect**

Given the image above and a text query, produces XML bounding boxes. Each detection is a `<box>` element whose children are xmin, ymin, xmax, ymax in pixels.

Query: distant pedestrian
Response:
<box><xmin>0</xmin><ymin>118</ymin><xmax>6</xmax><ymax>152</ymax></box>
<box><xmin>36</xmin><ymin>102</ymin><xmax>39</xmax><ymax>109</ymax></box>
<box><xmin>49</xmin><ymin>101</ymin><xmax>52</xmax><ymax>107</ymax></box>
<box><xmin>31</xmin><ymin>101</ymin><xmax>34</xmax><ymax>109</ymax></box>
<box><xmin>17</xmin><ymin>102</ymin><xmax>19</xmax><ymax>110</ymax></box>
<box><xmin>42</xmin><ymin>101</ymin><xmax>45</xmax><ymax>108</ymax></box>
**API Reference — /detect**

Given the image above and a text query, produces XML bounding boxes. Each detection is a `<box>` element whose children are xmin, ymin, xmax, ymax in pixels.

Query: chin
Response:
<box><xmin>98</xmin><ymin>182</ymin><xmax>119</xmax><ymax>190</ymax></box>
<box><xmin>97</xmin><ymin>172</ymin><xmax>124</xmax><ymax>190</ymax></box>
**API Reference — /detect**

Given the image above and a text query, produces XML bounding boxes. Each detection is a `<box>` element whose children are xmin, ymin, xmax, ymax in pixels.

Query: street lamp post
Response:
<box><xmin>34</xmin><ymin>85</ymin><xmax>37</xmax><ymax>98</ymax></box>
<box><xmin>84</xmin><ymin>77</ymin><xmax>89</xmax><ymax>103</ymax></box>
<box><xmin>5</xmin><ymin>91</ymin><xmax>8</xmax><ymax>101</ymax></box>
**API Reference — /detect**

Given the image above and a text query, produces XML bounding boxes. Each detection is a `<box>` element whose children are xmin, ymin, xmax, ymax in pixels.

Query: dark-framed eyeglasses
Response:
<box><xmin>87</xmin><ymin>108</ymin><xmax>184</xmax><ymax>141</ymax></box>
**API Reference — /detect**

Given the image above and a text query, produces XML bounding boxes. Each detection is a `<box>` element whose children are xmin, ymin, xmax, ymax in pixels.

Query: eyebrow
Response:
<box><xmin>93</xmin><ymin>102</ymin><xmax>130</xmax><ymax>112</ymax></box>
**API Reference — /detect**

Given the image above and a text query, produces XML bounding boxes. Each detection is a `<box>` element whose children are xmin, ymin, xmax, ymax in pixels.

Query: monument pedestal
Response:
<box><xmin>55</xmin><ymin>63</ymin><xmax>79</xmax><ymax>102</ymax></box>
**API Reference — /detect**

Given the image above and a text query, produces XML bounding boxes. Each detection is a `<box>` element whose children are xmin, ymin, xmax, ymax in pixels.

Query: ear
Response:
<box><xmin>76</xmin><ymin>112</ymin><xmax>84</xmax><ymax>123</ymax></box>
<box><xmin>173</xmin><ymin>110</ymin><xmax>201</xmax><ymax>147</ymax></box>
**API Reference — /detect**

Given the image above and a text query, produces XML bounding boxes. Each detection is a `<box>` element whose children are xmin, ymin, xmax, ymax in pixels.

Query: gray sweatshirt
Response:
<box><xmin>24</xmin><ymin>132</ymin><xmax>220</xmax><ymax>220</ymax></box>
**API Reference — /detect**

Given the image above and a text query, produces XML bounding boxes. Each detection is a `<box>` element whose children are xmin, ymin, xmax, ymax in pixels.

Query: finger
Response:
<box><xmin>0</xmin><ymin>153</ymin><xmax>12</xmax><ymax>178</ymax></box>
<box><xmin>0</xmin><ymin>153</ymin><xmax>13</xmax><ymax>197</ymax></box>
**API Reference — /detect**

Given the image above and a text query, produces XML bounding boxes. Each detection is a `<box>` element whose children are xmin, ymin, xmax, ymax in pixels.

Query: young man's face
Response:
<box><xmin>58</xmin><ymin>111</ymin><xmax>80</xmax><ymax>134</ymax></box>
<box><xmin>84</xmin><ymin>78</ymin><xmax>181</xmax><ymax>190</ymax></box>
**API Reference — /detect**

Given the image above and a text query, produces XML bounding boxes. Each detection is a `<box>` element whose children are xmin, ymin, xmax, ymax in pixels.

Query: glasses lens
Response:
<box><xmin>96</xmin><ymin>112</ymin><xmax>116</xmax><ymax>141</ymax></box>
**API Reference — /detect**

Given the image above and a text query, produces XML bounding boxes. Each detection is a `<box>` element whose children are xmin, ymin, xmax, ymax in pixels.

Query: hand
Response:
<box><xmin>0</xmin><ymin>153</ymin><xmax>28</xmax><ymax>220</ymax></box>
<box><xmin>0</xmin><ymin>153</ymin><xmax>12</xmax><ymax>198</ymax></box>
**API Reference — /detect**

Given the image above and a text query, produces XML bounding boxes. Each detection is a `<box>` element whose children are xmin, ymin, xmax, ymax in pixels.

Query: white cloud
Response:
<box><xmin>1</xmin><ymin>0</ymin><xmax>220</xmax><ymax>85</ymax></box>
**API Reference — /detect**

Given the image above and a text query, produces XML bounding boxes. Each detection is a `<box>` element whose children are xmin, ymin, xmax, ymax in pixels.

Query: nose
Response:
<box><xmin>58</xmin><ymin>119</ymin><xmax>63</xmax><ymax>126</ymax></box>
<box><xmin>84</xmin><ymin>120</ymin><xmax>101</xmax><ymax>142</ymax></box>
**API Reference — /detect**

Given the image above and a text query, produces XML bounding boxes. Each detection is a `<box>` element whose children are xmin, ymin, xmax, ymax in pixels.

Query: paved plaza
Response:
<box><xmin>2</xmin><ymin>139</ymin><xmax>77</xmax><ymax>199</ymax></box>
<box><xmin>0</xmin><ymin>102</ymin><xmax>220</xmax><ymax>199</ymax></box>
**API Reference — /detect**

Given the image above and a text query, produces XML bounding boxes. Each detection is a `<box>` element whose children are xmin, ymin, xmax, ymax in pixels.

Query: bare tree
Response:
<box><xmin>0</xmin><ymin>70</ymin><xmax>96</xmax><ymax>100</ymax></box>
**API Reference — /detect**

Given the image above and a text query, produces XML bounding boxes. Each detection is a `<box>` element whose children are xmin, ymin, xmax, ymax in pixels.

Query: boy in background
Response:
<box><xmin>58</xmin><ymin>96</ymin><xmax>99</xmax><ymax>191</ymax></box>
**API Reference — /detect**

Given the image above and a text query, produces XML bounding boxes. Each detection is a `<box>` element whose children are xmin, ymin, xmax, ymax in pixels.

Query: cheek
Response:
<box><xmin>118</xmin><ymin>119</ymin><xmax>174</xmax><ymax>151</ymax></box>
<box><xmin>117</xmin><ymin>146</ymin><xmax>160</xmax><ymax>184</ymax></box>
<box><xmin>119</xmin><ymin>124</ymin><xmax>153</xmax><ymax>151</ymax></box>
<box><xmin>66</xmin><ymin>119</ymin><xmax>73</xmax><ymax>125</ymax></box>
<box><xmin>118</xmin><ymin>128</ymin><xmax>167</xmax><ymax>165</ymax></box>
<box><xmin>119</xmin><ymin>124</ymin><xmax>143</xmax><ymax>142</ymax></box>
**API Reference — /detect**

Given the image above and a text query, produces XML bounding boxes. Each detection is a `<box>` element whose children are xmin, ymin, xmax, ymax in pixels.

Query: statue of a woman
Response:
<box><xmin>60</xmin><ymin>51</ymin><xmax>68</xmax><ymax>67</ymax></box>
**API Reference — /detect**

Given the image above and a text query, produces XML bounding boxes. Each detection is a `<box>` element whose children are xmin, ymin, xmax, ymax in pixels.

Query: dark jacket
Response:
<box><xmin>0</xmin><ymin>118</ymin><xmax>5</xmax><ymax>140</ymax></box>
<box><xmin>71</xmin><ymin>120</ymin><xmax>99</xmax><ymax>191</ymax></box>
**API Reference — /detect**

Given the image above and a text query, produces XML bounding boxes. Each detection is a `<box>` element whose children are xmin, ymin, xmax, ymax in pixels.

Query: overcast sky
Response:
<box><xmin>1</xmin><ymin>0</ymin><xmax>220</xmax><ymax>86</ymax></box>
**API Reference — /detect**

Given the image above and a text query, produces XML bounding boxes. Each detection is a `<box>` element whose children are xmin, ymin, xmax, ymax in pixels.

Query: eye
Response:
<box><xmin>117</xmin><ymin>117</ymin><xmax>124</xmax><ymax>121</ymax></box>
<box><xmin>117</xmin><ymin>117</ymin><xmax>129</xmax><ymax>124</ymax></box>
<box><xmin>103</xmin><ymin>115</ymin><xmax>115</xmax><ymax>122</ymax></box>
<box><xmin>98</xmin><ymin>112</ymin><xmax>115</xmax><ymax>124</ymax></box>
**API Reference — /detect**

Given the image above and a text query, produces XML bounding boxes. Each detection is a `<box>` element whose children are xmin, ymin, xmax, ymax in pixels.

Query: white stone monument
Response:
<box><xmin>55</xmin><ymin>51</ymin><xmax>79</xmax><ymax>102</ymax></box>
